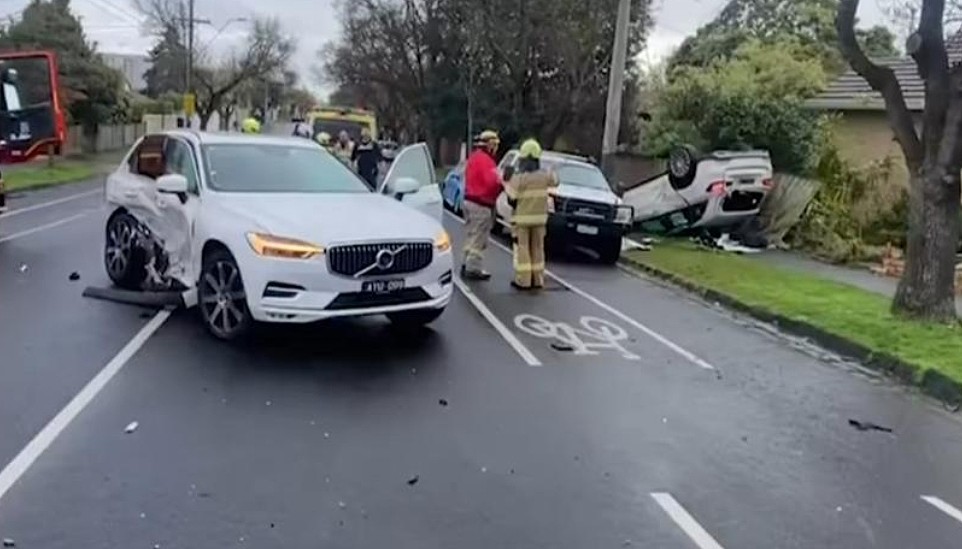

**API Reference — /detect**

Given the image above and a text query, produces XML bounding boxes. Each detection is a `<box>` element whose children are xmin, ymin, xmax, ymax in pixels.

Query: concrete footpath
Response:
<box><xmin>748</xmin><ymin>250</ymin><xmax>962</xmax><ymax>316</ymax></box>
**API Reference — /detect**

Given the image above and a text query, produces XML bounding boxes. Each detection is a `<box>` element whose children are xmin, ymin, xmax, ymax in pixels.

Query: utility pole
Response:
<box><xmin>601</xmin><ymin>0</ymin><xmax>630</xmax><ymax>179</ymax></box>
<box><xmin>186</xmin><ymin>0</ymin><xmax>194</xmax><ymax>96</ymax></box>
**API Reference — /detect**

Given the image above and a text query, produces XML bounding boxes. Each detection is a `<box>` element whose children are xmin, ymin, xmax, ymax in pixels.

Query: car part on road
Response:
<box><xmin>68</xmin><ymin>271</ymin><xmax>80</xmax><ymax>281</ymax></box>
<box><xmin>124</xmin><ymin>421</ymin><xmax>139</xmax><ymax>434</ymax></box>
<box><xmin>82</xmin><ymin>285</ymin><xmax>187</xmax><ymax>308</ymax></box>
<box><xmin>848</xmin><ymin>419</ymin><xmax>894</xmax><ymax>433</ymax></box>
<box><xmin>198</xmin><ymin>248</ymin><xmax>252</xmax><ymax>340</ymax></box>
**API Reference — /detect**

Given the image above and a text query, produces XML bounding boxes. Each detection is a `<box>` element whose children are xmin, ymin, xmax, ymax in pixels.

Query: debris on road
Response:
<box><xmin>68</xmin><ymin>271</ymin><xmax>80</xmax><ymax>281</ymax></box>
<box><xmin>338</xmin><ymin>501</ymin><xmax>347</xmax><ymax>509</ymax></box>
<box><xmin>848</xmin><ymin>419</ymin><xmax>893</xmax><ymax>433</ymax></box>
<box><xmin>551</xmin><ymin>342</ymin><xmax>575</xmax><ymax>352</ymax></box>
<box><xmin>18</xmin><ymin>264</ymin><xmax>27</xmax><ymax>273</ymax></box>
<box><xmin>407</xmin><ymin>475</ymin><xmax>420</xmax><ymax>486</ymax></box>
<box><xmin>438</xmin><ymin>398</ymin><xmax>449</xmax><ymax>407</ymax></box>
<box><xmin>323</xmin><ymin>432</ymin><xmax>331</xmax><ymax>439</ymax></box>
<box><xmin>3</xmin><ymin>538</ymin><xmax>15</xmax><ymax>547</ymax></box>
<box><xmin>480</xmin><ymin>466</ymin><xmax>487</xmax><ymax>473</ymax></box>
<box><xmin>265</xmin><ymin>401</ymin><xmax>272</xmax><ymax>406</ymax></box>
<box><xmin>124</xmin><ymin>421</ymin><xmax>139</xmax><ymax>434</ymax></box>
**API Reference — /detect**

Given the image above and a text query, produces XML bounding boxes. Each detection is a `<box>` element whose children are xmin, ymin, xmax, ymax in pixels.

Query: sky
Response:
<box><xmin>0</xmin><ymin>0</ymin><xmax>893</xmax><ymax>97</ymax></box>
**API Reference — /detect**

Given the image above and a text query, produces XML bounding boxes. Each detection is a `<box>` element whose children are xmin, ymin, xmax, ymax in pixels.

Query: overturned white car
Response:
<box><xmin>103</xmin><ymin>131</ymin><xmax>452</xmax><ymax>339</ymax></box>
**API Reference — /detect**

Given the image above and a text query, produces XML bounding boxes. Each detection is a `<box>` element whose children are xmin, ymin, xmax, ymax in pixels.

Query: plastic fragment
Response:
<box><xmin>550</xmin><ymin>342</ymin><xmax>574</xmax><ymax>352</ymax></box>
<box><xmin>407</xmin><ymin>475</ymin><xmax>420</xmax><ymax>486</ymax></box>
<box><xmin>438</xmin><ymin>398</ymin><xmax>448</xmax><ymax>407</ymax></box>
<box><xmin>338</xmin><ymin>501</ymin><xmax>347</xmax><ymax>509</ymax></box>
<box><xmin>265</xmin><ymin>401</ymin><xmax>272</xmax><ymax>406</ymax></box>
<box><xmin>18</xmin><ymin>264</ymin><xmax>27</xmax><ymax>273</ymax></box>
<box><xmin>125</xmin><ymin>421</ymin><xmax>139</xmax><ymax>434</ymax></box>
<box><xmin>848</xmin><ymin>419</ymin><xmax>893</xmax><ymax>433</ymax></box>
<box><xmin>324</xmin><ymin>432</ymin><xmax>330</xmax><ymax>439</ymax></box>
<box><xmin>68</xmin><ymin>271</ymin><xmax>80</xmax><ymax>281</ymax></box>
<box><xmin>3</xmin><ymin>538</ymin><xmax>14</xmax><ymax>547</ymax></box>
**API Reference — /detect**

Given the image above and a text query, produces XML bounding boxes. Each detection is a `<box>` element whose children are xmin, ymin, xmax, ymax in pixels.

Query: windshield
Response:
<box><xmin>202</xmin><ymin>143</ymin><xmax>371</xmax><ymax>193</ymax></box>
<box><xmin>543</xmin><ymin>161</ymin><xmax>611</xmax><ymax>191</ymax></box>
<box><xmin>312</xmin><ymin>120</ymin><xmax>369</xmax><ymax>142</ymax></box>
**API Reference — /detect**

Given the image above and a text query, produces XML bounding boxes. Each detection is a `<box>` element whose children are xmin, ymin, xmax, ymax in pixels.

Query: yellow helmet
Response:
<box><xmin>519</xmin><ymin>138</ymin><xmax>542</xmax><ymax>159</ymax></box>
<box><xmin>241</xmin><ymin>117</ymin><xmax>261</xmax><ymax>134</ymax></box>
<box><xmin>316</xmin><ymin>131</ymin><xmax>331</xmax><ymax>145</ymax></box>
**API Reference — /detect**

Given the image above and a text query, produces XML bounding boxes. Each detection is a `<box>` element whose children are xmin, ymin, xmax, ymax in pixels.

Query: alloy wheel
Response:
<box><xmin>199</xmin><ymin>259</ymin><xmax>248</xmax><ymax>338</ymax></box>
<box><xmin>105</xmin><ymin>217</ymin><xmax>135</xmax><ymax>280</ymax></box>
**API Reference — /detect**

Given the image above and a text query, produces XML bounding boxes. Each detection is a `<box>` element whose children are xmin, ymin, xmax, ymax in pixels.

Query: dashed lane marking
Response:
<box><xmin>0</xmin><ymin>189</ymin><xmax>101</xmax><ymax>219</ymax></box>
<box><xmin>651</xmin><ymin>492</ymin><xmax>726</xmax><ymax>549</ymax></box>
<box><xmin>922</xmin><ymin>495</ymin><xmax>962</xmax><ymax>525</ymax></box>
<box><xmin>0</xmin><ymin>212</ymin><xmax>91</xmax><ymax>243</ymax></box>
<box><xmin>0</xmin><ymin>310</ymin><xmax>171</xmax><ymax>506</ymax></box>
<box><xmin>443</xmin><ymin>210</ymin><xmax>717</xmax><ymax>371</ymax></box>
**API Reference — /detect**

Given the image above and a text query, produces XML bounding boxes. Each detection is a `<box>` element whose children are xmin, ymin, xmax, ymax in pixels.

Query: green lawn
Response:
<box><xmin>625</xmin><ymin>242</ymin><xmax>962</xmax><ymax>388</ymax></box>
<box><xmin>5</xmin><ymin>161</ymin><xmax>98</xmax><ymax>191</ymax></box>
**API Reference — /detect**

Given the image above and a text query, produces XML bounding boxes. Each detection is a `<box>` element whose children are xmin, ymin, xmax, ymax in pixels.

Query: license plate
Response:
<box><xmin>362</xmin><ymin>279</ymin><xmax>405</xmax><ymax>294</ymax></box>
<box><xmin>576</xmin><ymin>224</ymin><xmax>599</xmax><ymax>235</ymax></box>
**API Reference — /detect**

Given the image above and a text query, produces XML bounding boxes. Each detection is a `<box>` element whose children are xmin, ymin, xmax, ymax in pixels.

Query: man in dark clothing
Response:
<box><xmin>351</xmin><ymin>128</ymin><xmax>382</xmax><ymax>189</ymax></box>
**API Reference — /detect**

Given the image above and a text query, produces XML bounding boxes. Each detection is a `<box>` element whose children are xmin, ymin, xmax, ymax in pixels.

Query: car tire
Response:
<box><xmin>598</xmin><ymin>237</ymin><xmax>622</xmax><ymax>265</ymax></box>
<box><xmin>387</xmin><ymin>307</ymin><xmax>445</xmax><ymax>327</ymax></box>
<box><xmin>667</xmin><ymin>144</ymin><xmax>699</xmax><ymax>191</ymax></box>
<box><xmin>198</xmin><ymin>248</ymin><xmax>252</xmax><ymax>341</ymax></box>
<box><xmin>104</xmin><ymin>211</ymin><xmax>147</xmax><ymax>290</ymax></box>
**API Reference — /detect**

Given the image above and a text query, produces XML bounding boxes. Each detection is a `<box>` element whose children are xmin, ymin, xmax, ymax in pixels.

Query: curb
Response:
<box><xmin>619</xmin><ymin>254</ymin><xmax>962</xmax><ymax>408</ymax></box>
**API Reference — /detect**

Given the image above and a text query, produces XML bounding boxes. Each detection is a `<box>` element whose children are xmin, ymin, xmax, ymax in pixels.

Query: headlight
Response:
<box><xmin>246</xmin><ymin>232</ymin><xmax>324</xmax><ymax>259</ymax></box>
<box><xmin>614</xmin><ymin>205</ymin><xmax>634</xmax><ymax>225</ymax></box>
<box><xmin>434</xmin><ymin>230</ymin><xmax>451</xmax><ymax>252</ymax></box>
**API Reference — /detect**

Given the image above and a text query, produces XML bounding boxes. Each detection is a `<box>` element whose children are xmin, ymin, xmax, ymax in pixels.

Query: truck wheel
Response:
<box><xmin>667</xmin><ymin>145</ymin><xmax>699</xmax><ymax>190</ymax></box>
<box><xmin>598</xmin><ymin>237</ymin><xmax>622</xmax><ymax>265</ymax></box>
<box><xmin>104</xmin><ymin>212</ymin><xmax>147</xmax><ymax>289</ymax></box>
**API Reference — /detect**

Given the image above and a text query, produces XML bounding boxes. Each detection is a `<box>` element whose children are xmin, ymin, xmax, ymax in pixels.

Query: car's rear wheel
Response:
<box><xmin>198</xmin><ymin>248</ymin><xmax>252</xmax><ymax>340</ymax></box>
<box><xmin>598</xmin><ymin>237</ymin><xmax>622</xmax><ymax>265</ymax></box>
<box><xmin>105</xmin><ymin>212</ymin><xmax>146</xmax><ymax>289</ymax></box>
<box><xmin>387</xmin><ymin>307</ymin><xmax>445</xmax><ymax>327</ymax></box>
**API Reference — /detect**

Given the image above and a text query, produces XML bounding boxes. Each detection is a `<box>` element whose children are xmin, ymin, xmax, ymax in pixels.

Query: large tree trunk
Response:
<box><xmin>198</xmin><ymin>109</ymin><xmax>213</xmax><ymax>131</ymax></box>
<box><xmin>893</xmin><ymin>166</ymin><xmax>961</xmax><ymax>321</ymax></box>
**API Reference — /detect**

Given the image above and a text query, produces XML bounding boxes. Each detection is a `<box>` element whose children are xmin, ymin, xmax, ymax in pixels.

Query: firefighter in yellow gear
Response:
<box><xmin>504</xmin><ymin>139</ymin><xmax>558</xmax><ymax>290</ymax></box>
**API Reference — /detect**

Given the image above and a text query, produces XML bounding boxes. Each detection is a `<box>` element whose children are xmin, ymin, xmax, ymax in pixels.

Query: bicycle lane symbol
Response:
<box><xmin>513</xmin><ymin>314</ymin><xmax>640</xmax><ymax>360</ymax></box>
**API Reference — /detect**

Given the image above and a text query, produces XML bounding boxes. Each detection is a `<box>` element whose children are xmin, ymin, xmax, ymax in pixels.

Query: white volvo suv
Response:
<box><xmin>103</xmin><ymin>130</ymin><xmax>452</xmax><ymax>339</ymax></box>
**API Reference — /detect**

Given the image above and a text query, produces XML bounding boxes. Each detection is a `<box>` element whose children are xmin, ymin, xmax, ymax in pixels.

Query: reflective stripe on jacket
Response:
<box><xmin>505</xmin><ymin>170</ymin><xmax>559</xmax><ymax>227</ymax></box>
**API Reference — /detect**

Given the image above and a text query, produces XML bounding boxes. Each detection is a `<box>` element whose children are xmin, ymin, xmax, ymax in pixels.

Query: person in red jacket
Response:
<box><xmin>461</xmin><ymin>130</ymin><xmax>503</xmax><ymax>280</ymax></box>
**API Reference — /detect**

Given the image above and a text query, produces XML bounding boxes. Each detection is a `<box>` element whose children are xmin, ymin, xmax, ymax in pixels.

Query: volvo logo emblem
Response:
<box><xmin>375</xmin><ymin>248</ymin><xmax>396</xmax><ymax>270</ymax></box>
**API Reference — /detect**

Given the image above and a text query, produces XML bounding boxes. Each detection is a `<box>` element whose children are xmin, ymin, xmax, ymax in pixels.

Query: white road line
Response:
<box><xmin>0</xmin><ymin>310</ymin><xmax>171</xmax><ymax>505</ymax></box>
<box><xmin>443</xmin><ymin>210</ymin><xmax>716</xmax><ymax>370</ymax></box>
<box><xmin>453</xmin><ymin>276</ymin><xmax>542</xmax><ymax>367</ymax></box>
<box><xmin>922</xmin><ymin>495</ymin><xmax>962</xmax><ymax>524</ymax></box>
<box><xmin>651</xmin><ymin>492</ymin><xmax>725</xmax><ymax>549</ymax></box>
<box><xmin>0</xmin><ymin>212</ymin><xmax>90</xmax><ymax>243</ymax></box>
<box><xmin>0</xmin><ymin>188</ymin><xmax>101</xmax><ymax>219</ymax></box>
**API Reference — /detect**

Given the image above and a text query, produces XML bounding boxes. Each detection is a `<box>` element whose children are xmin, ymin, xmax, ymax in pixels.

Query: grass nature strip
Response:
<box><xmin>625</xmin><ymin>242</ymin><xmax>962</xmax><ymax>388</ymax></box>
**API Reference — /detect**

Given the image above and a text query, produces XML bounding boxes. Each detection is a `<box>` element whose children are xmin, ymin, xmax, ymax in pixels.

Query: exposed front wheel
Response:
<box><xmin>198</xmin><ymin>248</ymin><xmax>252</xmax><ymax>340</ymax></box>
<box><xmin>387</xmin><ymin>307</ymin><xmax>445</xmax><ymax>327</ymax></box>
<box><xmin>598</xmin><ymin>237</ymin><xmax>623</xmax><ymax>265</ymax></box>
<box><xmin>105</xmin><ymin>212</ymin><xmax>147</xmax><ymax>289</ymax></box>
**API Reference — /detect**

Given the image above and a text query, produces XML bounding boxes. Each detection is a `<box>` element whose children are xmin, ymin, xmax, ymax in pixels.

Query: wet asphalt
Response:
<box><xmin>1</xmin><ymin>176</ymin><xmax>962</xmax><ymax>548</ymax></box>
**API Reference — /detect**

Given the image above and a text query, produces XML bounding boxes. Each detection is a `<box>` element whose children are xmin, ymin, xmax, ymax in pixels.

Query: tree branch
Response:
<box><xmin>909</xmin><ymin>0</ymin><xmax>950</xmax><ymax>158</ymax></box>
<box><xmin>838</xmin><ymin>0</ymin><xmax>924</xmax><ymax>170</ymax></box>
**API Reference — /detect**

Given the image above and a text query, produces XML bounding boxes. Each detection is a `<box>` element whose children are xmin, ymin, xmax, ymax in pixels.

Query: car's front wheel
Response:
<box><xmin>598</xmin><ymin>237</ymin><xmax>622</xmax><ymax>265</ymax></box>
<box><xmin>387</xmin><ymin>307</ymin><xmax>445</xmax><ymax>327</ymax></box>
<box><xmin>105</xmin><ymin>211</ymin><xmax>147</xmax><ymax>289</ymax></box>
<box><xmin>198</xmin><ymin>248</ymin><xmax>252</xmax><ymax>340</ymax></box>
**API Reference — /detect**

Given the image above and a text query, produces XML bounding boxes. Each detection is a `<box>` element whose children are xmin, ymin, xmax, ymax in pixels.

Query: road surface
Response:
<box><xmin>2</xmin><ymin>176</ymin><xmax>962</xmax><ymax>548</ymax></box>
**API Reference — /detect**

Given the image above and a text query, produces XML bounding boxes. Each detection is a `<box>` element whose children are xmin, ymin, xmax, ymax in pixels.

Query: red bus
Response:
<box><xmin>0</xmin><ymin>50</ymin><xmax>66</xmax><ymax>164</ymax></box>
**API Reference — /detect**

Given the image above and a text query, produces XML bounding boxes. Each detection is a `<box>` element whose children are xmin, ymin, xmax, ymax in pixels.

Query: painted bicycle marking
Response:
<box><xmin>513</xmin><ymin>314</ymin><xmax>640</xmax><ymax>360</ymax></box>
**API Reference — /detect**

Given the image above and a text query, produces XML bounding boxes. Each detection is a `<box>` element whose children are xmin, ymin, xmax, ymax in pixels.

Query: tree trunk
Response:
<box><xmin>198</xmin><ymin>110</ymin><xmax>213</xmax><ymax>131</ymax></box>
<box><xmin>893</xmin><ymin>166</ymin><xmax>961</xmax><ymax>321</ymax></box>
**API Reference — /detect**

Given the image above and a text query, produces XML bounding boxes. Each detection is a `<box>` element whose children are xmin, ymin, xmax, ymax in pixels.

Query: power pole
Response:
<box><xmin>186</xmin><ymin>0</ymin><xmax>194</xmax><ymax>96</ymax></box>
<box><xmin>601</xmin><ymin>0</ymin><xmax>630</xmax><ymax>179</ymax></box>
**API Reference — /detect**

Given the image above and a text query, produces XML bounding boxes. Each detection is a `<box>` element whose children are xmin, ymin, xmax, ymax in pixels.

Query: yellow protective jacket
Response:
<box><xmin>505</xmin><ymin>170</ymin><xmax>559</xmax><ymax>227</ymax></box>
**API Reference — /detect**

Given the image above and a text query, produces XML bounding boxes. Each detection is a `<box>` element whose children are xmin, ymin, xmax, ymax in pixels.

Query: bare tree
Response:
<box><xmin>837</xmin><ymin>0</ymin><xmax>961</xmax><ymax>321</ymax></box>
<box><xmin>193</xmin><ymin>19</ymin><xmax>294</xmax><ymax>129</ymax></box>
<box><xmin>883</xmin><ymin>0</ymin><xmax>962</xmax><ymax>37</ymax></box>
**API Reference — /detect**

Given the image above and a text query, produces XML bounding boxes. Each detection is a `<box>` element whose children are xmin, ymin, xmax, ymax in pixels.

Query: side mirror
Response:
<box><xmin>156</xmin><ymin>173</ymin><xmax>189</xmax><ymax>194</ymax></box>
<box><xmin>391</xmin><ymin>176</ymin><xmax>421</xmax><ymax>196</ymax></box>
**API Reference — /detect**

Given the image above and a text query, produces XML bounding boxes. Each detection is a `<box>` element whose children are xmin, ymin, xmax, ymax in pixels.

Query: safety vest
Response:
<box><xmin>505</xmin><ymin>170</ymin><xmax>559</xmax><ymax>227</ymax></box>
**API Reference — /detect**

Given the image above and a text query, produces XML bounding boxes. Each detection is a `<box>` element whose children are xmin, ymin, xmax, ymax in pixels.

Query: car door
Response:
<box><xmin>378</xmin><ymin>142</ymin><xmax>442</xmax><ymax>221</ymax></box>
